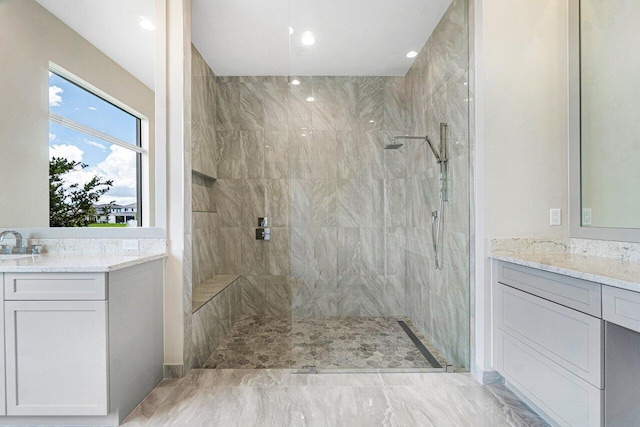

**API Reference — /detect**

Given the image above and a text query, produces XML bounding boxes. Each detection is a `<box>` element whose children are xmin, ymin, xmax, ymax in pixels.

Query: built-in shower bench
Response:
<box><xmin>191</xmin><ymin>275</ymin><xmax>244</xmax><ymax>367</ymax></box>
<box><xmin>192</xmin><ymin>275</ymin><xmax>241</xmax><ymax>313</ymax></box>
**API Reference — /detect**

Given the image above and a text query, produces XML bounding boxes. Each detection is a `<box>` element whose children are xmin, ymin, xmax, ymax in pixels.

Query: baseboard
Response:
<box><xmin>163</xmin><ymin>364</ymin><xmax>184</xmax><ymax>379</ymax></box>
<box><xmin>474</xmin><ymin>364</ymin><xmax>504</xmax><ymax>385</ymax></box>
<box><xmin>0</xmin><ymin>414</ymin><xmax>118</xmax><ymax>426</ymax></box>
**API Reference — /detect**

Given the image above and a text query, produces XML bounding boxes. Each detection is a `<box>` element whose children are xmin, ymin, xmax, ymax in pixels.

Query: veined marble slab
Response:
<box><xmin>0</xmin><ymin>252</ymin><xmax>166</xmax><ymax>273</ymax></box>
<box><xmin>123</xmin><ymin>369</ymin><xmax>548</xmax><ymax>427</ymax></box>
<box><xmin>491</xmin><ymin>251</ymin><xmax>640</xmax><ymax>293</ymax></box>
<box><xmin>18</xmin><ymin>238</ymin><xmax>167</xmax><ymax>255</ymax></box>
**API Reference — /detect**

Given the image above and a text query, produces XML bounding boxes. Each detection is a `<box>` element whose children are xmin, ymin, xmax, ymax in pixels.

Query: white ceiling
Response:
<box><xmin>192</xmin><ymin>0</ymin><xmax>452</xmax><ymax>76</ymax></box>
<box><xmin>36</xmin><ymin>0</ymin><xmax>156</xmax><ymax>90</ymax></box>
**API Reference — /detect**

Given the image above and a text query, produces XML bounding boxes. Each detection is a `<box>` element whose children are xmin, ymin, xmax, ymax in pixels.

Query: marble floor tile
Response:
<box><xmin>123</xmin><ymin>370</ymin><xmax>549</xmax><ymax>427</ymax></box>
<box><xmin>122</xmin><ymin>379</ymin><xmax>179</xmax><ymax>426</ymax></box>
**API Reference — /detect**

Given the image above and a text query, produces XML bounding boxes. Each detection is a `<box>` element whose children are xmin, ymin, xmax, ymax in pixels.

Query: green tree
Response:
<box><xmin>49</xmin><ymin>157</ymin><xmax>113</xmax><ymax>227</ymax></box>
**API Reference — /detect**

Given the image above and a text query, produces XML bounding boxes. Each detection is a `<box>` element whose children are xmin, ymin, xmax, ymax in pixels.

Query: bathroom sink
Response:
<box><xmin>0</xmin><ymin>254</ymin><xmax>37</xmax><ymax>260</ymax></box>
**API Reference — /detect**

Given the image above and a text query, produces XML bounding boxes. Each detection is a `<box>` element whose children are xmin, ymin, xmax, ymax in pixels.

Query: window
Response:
<box><xmin>48</xmin><ymin>69</ymin><xmax>143</xmax><ymax>227</ymax></box>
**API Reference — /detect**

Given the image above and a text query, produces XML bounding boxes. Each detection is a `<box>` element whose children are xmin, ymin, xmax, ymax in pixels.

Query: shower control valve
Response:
<box><xmin>255</xmin><ymin>228</ymin><xmax>271</xmax><ymax>241</ymax></box>
<box><xmin>256</xmin><ymin>217</ymin><xmax>270</xmax><ymax>241</ymax></box>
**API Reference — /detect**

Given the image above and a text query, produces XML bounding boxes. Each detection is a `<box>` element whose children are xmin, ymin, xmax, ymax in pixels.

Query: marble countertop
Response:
<box><xmin>0</xmin><ymin>252</ymin><xmax>166</xmax><ymax>273</ymax></box>
<box><xmin>491</xmin><ymin>251</ymin><xmax>640</xmax><ymax>293</ymax></box>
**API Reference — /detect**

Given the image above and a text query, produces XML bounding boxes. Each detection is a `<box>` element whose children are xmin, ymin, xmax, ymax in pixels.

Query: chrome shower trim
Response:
<box><xmin>386</xmin><ymin>135</ymin><xmax>445</xmax><ymax>164</ymax></box>
<box><xmin>386</xmin><ymin>123</ymin><xmax>449</xmax><ymax>270</ymax></box>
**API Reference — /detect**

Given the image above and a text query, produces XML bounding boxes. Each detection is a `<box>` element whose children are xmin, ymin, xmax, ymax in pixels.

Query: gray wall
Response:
<box><xmin>210</xmin><ymin>75</ymin><xmax>409</xmax><ymax>318</ymax></box>
<box><xmin>404</xmin><ymin>0</ymin><xmax>470</xmax><ymax>369</ymax></box>
<box><xmin>192</xmin><ymin>45</ymin><xmax>218</xmax><ymax>289</ymax></box>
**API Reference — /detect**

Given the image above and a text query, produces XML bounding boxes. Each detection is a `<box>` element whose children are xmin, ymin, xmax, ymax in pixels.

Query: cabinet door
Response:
<box><xmin>0</xmin><ymin>274</ymin><xmax>5</xmax><ymax>415</ymax></box>
<box><xmin>5</xmin><ymin>300</ymin><xmax>108</xmax><ymax>416</ymax></box>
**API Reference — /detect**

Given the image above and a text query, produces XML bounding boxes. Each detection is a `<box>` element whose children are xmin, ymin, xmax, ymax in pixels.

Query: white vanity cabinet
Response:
<box><xmin>0</xmin><ymin>259</ymin><xmax>164</xmax><ymax>424</ymax></box>
<box><xmin>492</xmin><ymin>261</ymin><xmax>604</xmax><ymax>427</ymax></box>
<box><xmin>3</xmin><ymin>272</ymin><xmax>109</xmax><ymax>416</ymax></box>
<box><xmin>0</xmin><ymin>277</ymin><xmax>4</xmax><ymax>417</ymax></box>
<box><xmin>5</xmin><ymin>300</ymin><xmax>108</xmax><ymax>416</ymax></box>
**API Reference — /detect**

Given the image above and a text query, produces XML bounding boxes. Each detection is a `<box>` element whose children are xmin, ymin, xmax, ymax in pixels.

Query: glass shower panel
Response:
<box><xmin>285</xmin><ymin>0</ymin><xmax>470</xmax><ymax>372</ymax></box>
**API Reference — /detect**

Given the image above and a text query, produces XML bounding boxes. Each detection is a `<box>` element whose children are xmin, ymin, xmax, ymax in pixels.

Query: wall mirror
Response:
<box><xmin>570</xmin><ymin>0</ymin><xmax>640</xmax><ymax>241</ymax></box>
<box><xmin>0</xmin><ymin>0</ymin><xmax>157</xmax><ymax>230</ymax></box>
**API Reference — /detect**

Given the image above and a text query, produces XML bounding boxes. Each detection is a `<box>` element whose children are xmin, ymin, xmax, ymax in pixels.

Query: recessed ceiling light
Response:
<box><xmin>139</xmin><ymin>18</ymin><xmax>155</xmax><ymax>31</ymax></box>
<box><xmin>291</xmin><ymin>79</ymin><xmax>301</xmax><ymax>86</ymax></box>
<box><xmin>301</xmin><ymin>31</ymin><xmax>316</xmax><ymax>46</ymax></box>
<box><xmin>369</xmin><ymin>120</ymin><xmax>375</xmax><ymax>123</ymax></box>
<box><xmin>301</xmin><ymin>133</ymin><xmax>307</xmax><ymax>137</ymax></box>
<box><xmin>289</xmin><ymin>26</ymin><xmax>294</xmax><ymax>35</ymax></box>
<box><xmin>306</xmin><ymin>96</ymin><xmax>315</xmax><ymax>102</ymax></box>
<box><xmin>406</xmin><ymin>50</ymin><xmax>418</xmax><ymax>58</ymax></box>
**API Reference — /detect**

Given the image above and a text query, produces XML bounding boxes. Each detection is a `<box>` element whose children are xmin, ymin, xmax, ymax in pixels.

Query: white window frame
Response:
<box><xmin>48</xmin><ymin>64</ymin><xmax>149</xmax><ymax>227</ymax></box>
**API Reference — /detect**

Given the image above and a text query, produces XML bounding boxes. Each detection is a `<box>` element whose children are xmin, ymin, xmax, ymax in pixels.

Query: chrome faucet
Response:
<box><xmin>0</xmin><ymin>230</ymin><xmax>25</xmax><ymax>254</ymax></box>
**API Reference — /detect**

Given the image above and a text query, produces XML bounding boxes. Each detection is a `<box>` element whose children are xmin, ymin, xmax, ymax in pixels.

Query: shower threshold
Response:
<box><xmin>204</xmin><ymin>316</ymin><xmax>451</xmax><ymax>372</ymax></box>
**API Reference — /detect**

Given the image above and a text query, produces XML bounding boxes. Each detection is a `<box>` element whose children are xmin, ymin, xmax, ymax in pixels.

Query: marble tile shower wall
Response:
<box><xmin>182</xmin><ymin>11</ymin><xmax>195</xmax><ymax>374</ymax></box>
<box><xmin>404</xmin><ymin>0</ymin><xmax>470</xmax><ymax>369</ymax></box>
<box><xmin>192</xmin><ymin>46</ymin><xmax>218</xmax><ymax>289</ymax></box>
<box><xmin>210</xmin><ymin>75</ymin><xmax>410</xmax><ymax>318</ymax></box>
<box><xmin>188</xmin><ymin>44</ymin><xmax>218</xmax><ymax>373</ymax></box>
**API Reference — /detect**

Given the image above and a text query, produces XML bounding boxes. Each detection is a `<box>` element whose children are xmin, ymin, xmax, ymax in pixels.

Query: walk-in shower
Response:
<box><xmin>189</xmin><ymin>0</ymin><xmax>470</xmax><ymax>374</ymax></box>
<box><xmin>387</xmin><ymin>122</ymin><xmax>449</xmax><ymax>270</ymax></box>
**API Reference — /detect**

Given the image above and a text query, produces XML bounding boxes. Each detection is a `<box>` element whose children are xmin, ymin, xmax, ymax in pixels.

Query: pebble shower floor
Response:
<box><xmin>204</xmin><ymin>316</ymin><xmax>448</xmax><ymax>370</ymax></box>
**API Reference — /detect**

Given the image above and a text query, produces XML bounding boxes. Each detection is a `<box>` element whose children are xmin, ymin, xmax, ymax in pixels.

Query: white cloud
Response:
<box><xmin>96</xmin><ymin>145</ymin><xmax>137</xmax><ymax>205</ymax></box>
<box><xmin>88</xmin><ymin>106</ymin><xmax>97</xmax><ymax>111</ymax></box>
<box><xmin>59</xmin><ymin>167</ymin><xmax>98</xmax><ymax>190</ymax></box>
<box><xmin>49</xmin><ymin>85</ymin><xmax>63</xmax><ymax>107</ymax></box>
<box><xmin>49</xmin><ymin>133</ymin><xmax>57</xmax><ymax>142</ymax></box>
<box><xmin>97</xmin><ymin>145</ymin><xmax>137</xmax><ymax>189</ymax></box>
<box><xmin>52</xmin><ymin>143</ymin><xmax>138</xmax><ymax>206</ymax></box>
<box><xmin>84</xmin><ymin>139</ymin><xmax>106</xmax><ymax>151</ymax></box>
<box><xmin>49</xmin><ymin>144</ymin><xmax>84</xmax><ymax>163</ymax></box>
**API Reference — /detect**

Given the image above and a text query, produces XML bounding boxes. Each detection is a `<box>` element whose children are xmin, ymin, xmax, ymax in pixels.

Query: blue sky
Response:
<box><xmin>48</xmin><ymin>72</ymin><xmax>138</xmax><ymax>206</ymax></box>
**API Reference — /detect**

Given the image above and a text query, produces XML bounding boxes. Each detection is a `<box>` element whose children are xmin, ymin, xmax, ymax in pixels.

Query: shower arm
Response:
<box><xmin>391</xmin><ymin>135</ymin><xmax>445</xmax><ymax>163</ymax></box>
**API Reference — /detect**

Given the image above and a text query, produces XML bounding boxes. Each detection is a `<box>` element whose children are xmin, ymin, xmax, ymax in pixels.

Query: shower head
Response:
<box><xmin>384</xmin><ymin>141</ymin><xmax>404</xmax><ymax>149</ymax></box>
<box><xmin>386</xmin><ymin>134</ymin><xmax>444</xmax><ymax>162</ymax></box>
<box><xmin>384</xmin><ymin>135</ymin><xmax>420</xmax><ymax>149</ymax></box>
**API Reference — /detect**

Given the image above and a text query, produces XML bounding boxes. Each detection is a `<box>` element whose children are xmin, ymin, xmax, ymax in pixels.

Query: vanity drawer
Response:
<box><xmin>4</xmin><ymin>273</ymin><xmax>107</xmax><ymax>301</ymax></box>
<box><xmin>495</xmin><ymin>261</ymin><xmax>602</xmax><ymax>317</ymax></box>
<box><xmin>602</xmin><ymin>286</ymin><xmax>640</xmax><ymax>334</ymax></box>
<box><xmin>495</xmin><ymin>330</ymin><xmax>603</xmax><ymax>427</ymax></box>
<box><xmin>494</xmin><ymin>283</ymin><xmax>603</xmax><ymax>387</ymax></box>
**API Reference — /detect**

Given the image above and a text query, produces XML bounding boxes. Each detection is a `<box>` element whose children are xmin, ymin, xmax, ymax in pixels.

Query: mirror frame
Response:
<box><xmin>568</xmin><ymin>0</ymin><xmax>640</xmax><ymax>243</ymax></box>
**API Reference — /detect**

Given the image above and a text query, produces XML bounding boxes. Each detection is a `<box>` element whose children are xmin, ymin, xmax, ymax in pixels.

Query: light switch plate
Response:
<box><xmin>582</xmin><ymin>208</ymin><xmax>592</xmax><ymax>226</ymax></box>
<box><xmin>550</xmin><ymin>208</ymin><xmax>562</xmax><ymax>226</ymax></box>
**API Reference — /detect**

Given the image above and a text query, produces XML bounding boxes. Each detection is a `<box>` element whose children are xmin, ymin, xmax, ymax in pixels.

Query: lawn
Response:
<box><xmin>87</xmin><ymin>223</ymin><xmax>127</xmax><ymax>227</ymax></box>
